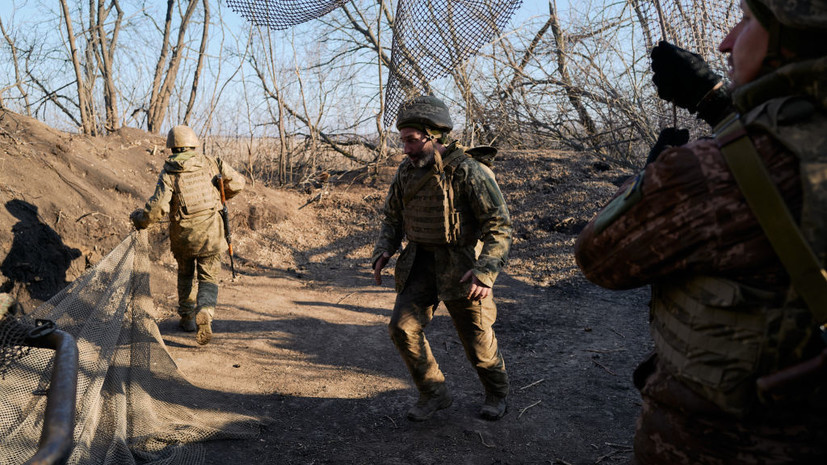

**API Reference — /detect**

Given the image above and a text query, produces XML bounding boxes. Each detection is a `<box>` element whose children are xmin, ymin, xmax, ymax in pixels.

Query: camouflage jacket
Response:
<box><xmin>372</xmin><ymin>145</ymin><xmax>512</xmax><ymax>301</ymax></box>
<box><xmin>575</xmin><ymin>56</ymin><xmax>827</xmax><ymax>291</ymax></box>
<box><xmin>132</xmin><ymin>150</ymin><xmax>244</xmax><ymax>258</ymax></box>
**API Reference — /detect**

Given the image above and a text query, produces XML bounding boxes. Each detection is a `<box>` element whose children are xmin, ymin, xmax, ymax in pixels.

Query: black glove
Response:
<box><xmin>695</xmin><ymin>85</ymin><xmax>733</xmax><ymax>127</ymax></box>
<box><xmin>130</xmin><ymin>209</ymin><xmax>146</xmax><ymax>230</ymax></box>
<box><xmin>646</xmin><ymin>127</ymin><xmax>689</xmax><ymax>166</ymax></box>
<box><xmin>651</xmin><ymin>41</ymin><xmax>722</xmax><ymax>113</ymax></box>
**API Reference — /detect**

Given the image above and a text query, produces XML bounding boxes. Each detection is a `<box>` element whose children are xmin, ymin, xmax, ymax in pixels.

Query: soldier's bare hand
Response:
<box><xmin>461</xmin><ymin>270</ymin><xmax>491</xmax><ymax>301</ymax></box>
<box><xmin>373</xmin><ymin>252</ymin><xmax>391</xmax><ymax>285</ymax></box>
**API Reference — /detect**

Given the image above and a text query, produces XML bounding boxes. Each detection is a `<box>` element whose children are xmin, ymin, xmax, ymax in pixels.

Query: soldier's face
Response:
<box><xmin>400</xmin><ymin>128</ymin><xmax>435</xmax><ymax>168</ymax></box>
<box><xmin>719</xmin><ymin>0</ymin><xmax>769</xmax><ymax>87</ymax></box>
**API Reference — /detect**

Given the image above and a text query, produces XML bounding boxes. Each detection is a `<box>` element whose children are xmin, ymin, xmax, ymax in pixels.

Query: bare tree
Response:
<box><xmin>59</xmin><ymin>0</ymin><xmax>96</xmax><ymax>134</ymax></box>
<box><xmin>146</xmin><ymin>0</ymin><xmax>199</xmax><ymax>133</ymax></box>
<box><xmin>93</xmin><ymin>0</ymin><xmax>124</xmax><ymax>132</ymax></box>
<box><xmin>184</xmin><ymin>0</ymin><xmax>209</xmax><ymax>125</ymax></box>
<box><xmin>0</xmin><ymin>16</ymin><xmax>31</xmax><ymax>114</ymax></box>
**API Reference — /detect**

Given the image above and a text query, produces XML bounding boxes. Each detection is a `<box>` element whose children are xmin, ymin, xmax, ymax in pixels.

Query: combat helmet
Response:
<box><xmin>396</xmin><ymin>96</ymin><xmax>453</xmax><ymax>133</ymax></box>
<box><xmin>746</xmin><ymin>0</ymin><xmax>827</xmax><ymax>58</ymax></box>
<box><xmin>166</xmin><ymin>125</ymin><xmax>199</xmax><ymax>150</ymax></box>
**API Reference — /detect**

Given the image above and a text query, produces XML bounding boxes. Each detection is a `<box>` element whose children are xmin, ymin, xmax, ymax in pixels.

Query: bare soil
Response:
<box><xmin>0</xmin><ymin>109</ymin><xmax>651</xmax><ymax>465</ymax></box>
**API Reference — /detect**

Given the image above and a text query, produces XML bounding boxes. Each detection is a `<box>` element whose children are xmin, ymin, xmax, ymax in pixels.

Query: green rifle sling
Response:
<box><xmin>715</xmin><ymin>114</ymin><xmax>827</xmax><ymax>324</ymax></box>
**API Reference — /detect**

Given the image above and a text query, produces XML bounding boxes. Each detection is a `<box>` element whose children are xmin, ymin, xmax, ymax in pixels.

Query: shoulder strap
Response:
<box><xmin>715</xmin><ymin>114</ymin><xmax>827</xmax><ymax>324</ymax></box>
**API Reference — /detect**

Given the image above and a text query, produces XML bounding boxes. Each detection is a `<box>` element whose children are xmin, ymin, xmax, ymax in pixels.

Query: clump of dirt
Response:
<box><xmin>0</xmin><ymin>108</ymin><xmax>652</xmax><ymax>465</ymax></box>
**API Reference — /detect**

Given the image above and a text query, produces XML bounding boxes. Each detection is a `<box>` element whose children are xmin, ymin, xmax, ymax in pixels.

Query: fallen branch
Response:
<box><xmin>610</xmin><ymin>328</ymin><xmax>626</xmax><ymax>339</ymax></box>
<box><xmin>585</xmin><ymin>348</ymin><xmax>626</xmax><ymax>354</ymax></box>
<box><xmin>384</xmin><ymin>415</ymin><xmax>397</xmax><ymax>428</ymax></box>
<box><xmin>336</xmin><ymin>292</ymin><xmax>356</xmax><ymax>305</ymax></box>
<box><xmin>518</xmin><ymin>400</ymin><xmax>542</xmax><ymax>419</ymax></box>
<box><xmin>519</xmin><ymin>378</ymin><xmax>545</xmax><ymax>391</ymax></box>
<box><xmin>591</xmin><ymin>359</ymin><xmax>618</xmax><ymax>376</ymax></box>
<box><xmin>476</xmin><ymin>431</ymin><xmax>495</xmax><ymax>448</ymax></box>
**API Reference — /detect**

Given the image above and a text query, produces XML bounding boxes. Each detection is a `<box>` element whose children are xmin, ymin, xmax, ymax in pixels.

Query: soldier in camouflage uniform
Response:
<box><xmin>372</xmin><ymin>96</ymin><xmax>512</xmax><ymax>421</ymax></box>
<box><xmin>131</xmin><ymin>125</ymin><xmax>244</xmax><ymax>346</ymax></box>
<box><xmin>576</xmin><ymin>0</ymin><xmax>827</xmax><ymax>463</ymax></box>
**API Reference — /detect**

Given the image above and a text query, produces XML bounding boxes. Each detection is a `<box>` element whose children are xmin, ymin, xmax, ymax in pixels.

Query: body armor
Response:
<box><xmin>173</xmin><ymin>165</ymin><xmax>221</xmax><ymax>218</ymax></box>
<box><xmin>401</xmin><ymin>149</ymin><xmax>478</xmax><ymax>246</ymax></box>
<box><xmin>652</xmin><ymin>56</ymin><xmax>827</xmax><ymax>416</ymax></box>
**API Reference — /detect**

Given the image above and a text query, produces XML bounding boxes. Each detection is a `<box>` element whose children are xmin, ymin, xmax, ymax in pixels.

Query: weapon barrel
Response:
<box><xmin>217</xmin><ymin>173</ymin><xmax>237</xmax><ymax>277</ymax></box>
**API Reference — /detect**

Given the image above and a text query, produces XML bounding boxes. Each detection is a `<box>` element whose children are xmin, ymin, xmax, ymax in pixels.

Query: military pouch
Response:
<box><xmin>651</xmin><ymin>276</ymin><xmax>777</xmax><ymax>416</ymax></box>
<box><xmin>402</xmin><ymin>170</ymin><xmax>457</xmax><ymax>245</ymax></box>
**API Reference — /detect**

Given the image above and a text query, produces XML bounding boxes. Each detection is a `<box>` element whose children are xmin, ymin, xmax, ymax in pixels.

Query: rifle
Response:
<box><xmin>216</xmin><ymin>172</ymin><xmax>237</xmax><ymax>279</ymax></box>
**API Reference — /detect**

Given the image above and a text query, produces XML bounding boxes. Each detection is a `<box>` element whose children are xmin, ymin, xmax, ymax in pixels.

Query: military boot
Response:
<box><xmin>407</xmin><ymin>384</ymin><xmax>452</xmax><ymax>422</ymax></box>
<box><xmin>179</xmin><ymin>314</ymin><xmax>197</xmax><ymax>332</ymax></box>
<box><xmin>195</xmin><ymin>308</ymin><xmax>213</xmax><ymax>345</ymax></box>
<box><xmin>479</xmin><ymin>393</ymin><xmax>507</xmax><ymax>421</ymax></box>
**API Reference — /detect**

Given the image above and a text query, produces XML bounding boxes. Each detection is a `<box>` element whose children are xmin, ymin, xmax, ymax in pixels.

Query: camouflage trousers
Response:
<box><xmin>633</xmin><ymin>356</ymin><xmax>827</xmax><ymax>464</ymax></box>
<box><xmin>388</xmin><ymin>249</ymin><xmax>508</xmax><ymax>397</ymax></box>
<box><xmin>175</xmin><ymin>253</ymin><xmax>221</xmax><ymax>320</ymax></box>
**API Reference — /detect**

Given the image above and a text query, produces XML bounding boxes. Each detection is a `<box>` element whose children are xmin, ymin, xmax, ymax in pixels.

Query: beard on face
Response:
<box><xmin>408</xmin><ymin>142</ymin><xmax>436</xmax><ymax>168</ymax></box>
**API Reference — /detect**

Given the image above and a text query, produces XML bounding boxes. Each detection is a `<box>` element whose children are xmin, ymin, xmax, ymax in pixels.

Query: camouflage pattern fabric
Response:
<box><xmin>750</xmin><ymin>0</ymin><xmax>827</xmax><ymax>30</ymax></box>
<box><xmin>175</xmin><ymin>254</ymin><xmax>221</xmax><ymax>318</ymax></box>
<box><xmin>576</xmin><ymin>48</ymin><xmax>827</xmax><ymax>463</ymax></box>
<box><xmin>373</xmin><ymin>145</ymin><xmax>512</xmax><ymax>398</ymax></box>
<box><xmin>575</xmin><ymin>132</ymin><xmax>801</xmax><ymax>291</ymax></box>
<box><xmin>372</xmin><ymin>146</ymin><xmax>512</xmax><ymax>302</ymax></box>
<box><xmin>132</xmin><ymin>150</ymin><xmax>244</xmax><ymax>259</ymax></box>
<box><xmin>388</xmin><ymin>248</ymin><xmax>508</xmax><ymax>397</ymax></box>
<box><xmin>633</xmin><ymin>357</ymin><xmax>827</xmax><ymax>464</ymax></box>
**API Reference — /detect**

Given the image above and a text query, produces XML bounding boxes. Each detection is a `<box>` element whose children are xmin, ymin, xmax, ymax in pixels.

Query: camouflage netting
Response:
<box><xmin>632</xmin><ymin>0</ymin><xmax>738</xmax><ymax>128</ymax></box>
<box><xmin>225</xmin><ymin>0</ymin><xmax>349</xmax><ymax>30</ymax></box>
<box><xmin>384</xmin><ymin>0</ymin><xmax>522</xmax><ymax>127</ymax></box>
<box><xmin>0</xmin><ymin>295</ymin><xmax>30</xmax><ymax>379</ymax></box>
<box><xmin>0</xmin><ymin>231</ymin><xmax>261</xmax><ymax>465</ymax></box>
<box><xmin>639</xmin><ymin>0</ymin><xmax>738</xmax><ymax>75</ymax></box>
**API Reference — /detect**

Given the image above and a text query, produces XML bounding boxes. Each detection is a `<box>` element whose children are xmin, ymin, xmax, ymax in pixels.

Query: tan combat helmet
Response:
<box><xmin>166</xmin><ymin>125</ymin><xmax>199</xmax><ymax>150</ymax></box>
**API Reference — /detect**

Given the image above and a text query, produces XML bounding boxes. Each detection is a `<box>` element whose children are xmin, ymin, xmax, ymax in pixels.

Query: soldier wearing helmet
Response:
<box><xmin>130</xmin><ymin>125</ymin><xmax>244</xmax><ymax>345</ymax></box>
<box><xmin>372</xmin><ymin>95</ymin><xmax>513</xmax><ymax>421</ymax></box>
<box><xmin>576</xmin><ymin>0</ymin><xmax>827</xmax><ymax>462</ymax></box>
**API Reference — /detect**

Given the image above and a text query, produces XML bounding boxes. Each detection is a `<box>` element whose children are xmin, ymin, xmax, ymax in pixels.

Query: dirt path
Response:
<box><xmin>0</xmin><ymin>111</ymin><xmax>651</xmax><ymax>464</ymax></box>
<box><xmin>158</xmin><ymin>263</ymin><xmax>650</xmax><ymax>465</ymax></box>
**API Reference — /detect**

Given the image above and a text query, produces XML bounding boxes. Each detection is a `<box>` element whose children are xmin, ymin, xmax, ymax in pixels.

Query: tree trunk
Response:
<box><xmin>0</xmin><ymin>17</ymin><xmax>31</xmax><ymax>115</ymax></box>
<box><xmin>96</xmin><ymin>0</ymin><xmax>123</xmax><ymax>132</ymax></box>
<box><xmin>548</xmin><ymin>0</ymin><xmax>598</xmax><ymax>148</ymax></box>
<box><xmin>58</xmin><ymin>0</ymin><xmax>95</xmax><ymax>135</ymax></box>
<box><xmin>147</xmin><ymin>0</ymin><xmax>174</xmax><ymax>132</ymax></box>
<box><xmin>148</xmin><ymin>0</ymin><xmax>198</xmax><ymax>132</ymax></box>
<box><xmin>184</xmin><ymin>0</ymin><xmax>209</xmax><ymax>126</ymax></box>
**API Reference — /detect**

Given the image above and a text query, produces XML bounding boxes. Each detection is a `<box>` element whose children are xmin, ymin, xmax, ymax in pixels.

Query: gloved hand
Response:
<box><xmin>651</xmin><ymin>41</ymin><xmax>722</xmax><ymax>113</ymax></box>
<box><xmin>129</xmin><ymin>209</ymin><xmax>146</xmax><ymax>230</ymax></box>
<box><xmin>645</xmin><ymin>127</ymin><xmax>689</xmax><ymax>166</ymax></box>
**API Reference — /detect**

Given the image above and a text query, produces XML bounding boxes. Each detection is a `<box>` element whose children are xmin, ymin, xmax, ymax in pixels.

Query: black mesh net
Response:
<box><xmin>0</xmin><ymin>308</ymin><xmax>31</xmax><ymax>379</ymax></box>
<box><xmin>629</xmin><ymin>0</ymin><xmax>738</xmax><ymax>131</ymax></box>
<box><xmin>1</xmin><ymin>232</ymin><xmax>261</xmax><ymax>465</ymax></box>
<box><xmin>636</xmin><ymin>0</ymin><xmax>738</xmax><ymax>79</ymax></box>
<box><xmin>385</xmin><ymin>0</ymin><xmax>522</xmax><ymax>127</ymax></box>
<box><xmin>225</xmin><ymin>0</ymin><xmax>349</xmax><ymax>30</ymax></box>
